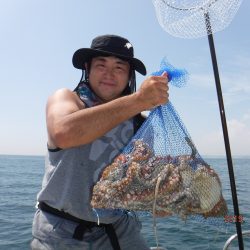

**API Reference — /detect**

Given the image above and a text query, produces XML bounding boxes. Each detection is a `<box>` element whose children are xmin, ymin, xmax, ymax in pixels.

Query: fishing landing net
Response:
<box><xmin>151</xmin><ymin>1</ymin><xmax>245</xmax><ymax>248</ymax></box>
<box><xmin>152</xmin><ymin>0</ymin><xmax>242</xmax><ymax>39</ymax></box>
<box><xmin>91</xmin><ymin>59</ymin><xmax>228</xmax><ymax>226</ymax></box>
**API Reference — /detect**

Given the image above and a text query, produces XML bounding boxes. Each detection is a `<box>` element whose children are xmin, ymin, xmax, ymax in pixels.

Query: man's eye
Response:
<box><xmin>97</xmin><ymin>64</ymin><xmax>105</xmax><ymax>67</ymax></box>
<box><xmin>116</xmin><ymin>66</ymin><xmax>125</xmax><ymax>71</ymax></box>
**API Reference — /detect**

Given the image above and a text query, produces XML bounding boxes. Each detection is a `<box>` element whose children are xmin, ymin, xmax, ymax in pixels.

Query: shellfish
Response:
<box><xmin>91</xmin><ymin>139</ymin><xmax>227</xmax><ymax>219</ymax></box>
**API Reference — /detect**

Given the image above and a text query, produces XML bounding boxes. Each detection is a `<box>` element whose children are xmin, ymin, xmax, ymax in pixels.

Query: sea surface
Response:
<box><xmin>0</xmin><ymin>155</ymin><xmax>249</xmax><ymax>250</ymax></box>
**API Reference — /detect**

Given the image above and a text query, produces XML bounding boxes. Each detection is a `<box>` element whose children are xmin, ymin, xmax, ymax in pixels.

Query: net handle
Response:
<box><xmin>205</xmin><ymin>11</ymin><xmax>244</xmax><ymax>250</ymax></box>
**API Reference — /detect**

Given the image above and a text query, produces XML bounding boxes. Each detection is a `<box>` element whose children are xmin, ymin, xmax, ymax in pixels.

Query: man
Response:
<box><xmin>31</xmin><ymin>34</ymin><xmax>169</xmax><ymax>250</ymax></box>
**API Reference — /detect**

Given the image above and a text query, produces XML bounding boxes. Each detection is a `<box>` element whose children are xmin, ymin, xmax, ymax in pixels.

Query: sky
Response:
<box><xmin>0</xmin><ymin>0</ymin><xmax>249</xmax><ymax>157</ymax></box>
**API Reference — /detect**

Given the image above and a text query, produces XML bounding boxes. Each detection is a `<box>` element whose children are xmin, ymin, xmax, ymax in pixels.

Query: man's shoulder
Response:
<box><xmin>47</xmin><ymin>87</ymin><xmax>84</xmax><ymax>108</ymax></box>
<box><xmin>52</xmin><ymin>88</ymin><xmax>73</xmax><ymax>97</ymax></box>
<box><xmin>48</xmin><ymin>88</ymin><xmax>77</xmax><ymax>102</ymax></box>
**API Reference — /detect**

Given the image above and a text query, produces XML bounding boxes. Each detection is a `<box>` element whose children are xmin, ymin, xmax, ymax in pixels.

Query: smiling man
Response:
<box><xmin>89</xmin><ymin>56</ymin><xmax>130</xmax><ymax>101</ymax></box>
<box><xmin>31</xmin><ymin>34</ymin><xmax>169</xmax><ymax>250</ymax></box>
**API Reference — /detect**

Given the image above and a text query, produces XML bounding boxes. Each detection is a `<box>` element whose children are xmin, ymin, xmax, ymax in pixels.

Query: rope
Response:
<box><xmin>153</xmin><ymin>176</ymin><xmax>163</xmax><ymax>249</ymax></box>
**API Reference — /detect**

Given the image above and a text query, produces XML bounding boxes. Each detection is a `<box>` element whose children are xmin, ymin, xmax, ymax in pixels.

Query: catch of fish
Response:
<box><xmin>91</xmin><ymin>139</ymin><xmax>228</xmax><ymax>219</ymax></box>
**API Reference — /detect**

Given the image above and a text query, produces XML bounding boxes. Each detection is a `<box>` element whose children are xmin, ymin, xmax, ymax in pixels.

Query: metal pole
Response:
<box><xmin>204</xmin><ymin>11</ymin><xmax>244</xmax><ymax>250</ymax></box>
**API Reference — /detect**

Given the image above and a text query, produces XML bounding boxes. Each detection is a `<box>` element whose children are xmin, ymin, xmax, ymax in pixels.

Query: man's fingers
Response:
<box><xmin>161</xmin><ymin>71</ymin><xmax>168</xmax><ymax>77</ymax></box>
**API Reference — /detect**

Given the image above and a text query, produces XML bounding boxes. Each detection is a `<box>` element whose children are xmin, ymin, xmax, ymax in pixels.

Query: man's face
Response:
<box><xmin>88</xmin><ymin>56</ymin><xmax>130</xmax><ymax>102</ymax></box>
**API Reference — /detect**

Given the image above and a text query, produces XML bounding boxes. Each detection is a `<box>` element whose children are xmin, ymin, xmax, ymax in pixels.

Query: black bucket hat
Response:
<box><xmin>72</xmin><ymin>35</ymin><xmax>146</xmax><ymax>75</ymax></box>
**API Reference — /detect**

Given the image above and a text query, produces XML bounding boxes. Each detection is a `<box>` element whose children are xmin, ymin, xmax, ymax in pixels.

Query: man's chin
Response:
<box><xmin>97</xmin><ymin>91</ymin><xmax>120</xmax><ymax>102</ymax></box>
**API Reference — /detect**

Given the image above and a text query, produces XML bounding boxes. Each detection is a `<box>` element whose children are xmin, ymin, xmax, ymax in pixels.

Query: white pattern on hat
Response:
<box><xmin>124</xmin><ymin>42</ymin><xmax>132</xmax><ymax>49</ymax></box>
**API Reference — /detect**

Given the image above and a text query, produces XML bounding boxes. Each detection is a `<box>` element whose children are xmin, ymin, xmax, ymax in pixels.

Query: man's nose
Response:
<box><xmin>103</xmin><ymin>67</ymin><xmax>115</xmax><ymax>78</ymax></box>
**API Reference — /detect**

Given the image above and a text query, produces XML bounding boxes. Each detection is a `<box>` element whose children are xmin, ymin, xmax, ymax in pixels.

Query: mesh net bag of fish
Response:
<box><xmin>152</xmin><ymin>0</ymin><xmax>243</xmax><ymax>39</ymax></box>
<box><xmin>91</xmin><ymin>58</ymin><xmax>228</xmax><ymax>223</ymax></box>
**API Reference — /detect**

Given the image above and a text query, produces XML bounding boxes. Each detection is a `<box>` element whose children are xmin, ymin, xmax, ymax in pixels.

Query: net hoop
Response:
<box><xmin>152</xmin><ymin>0</ymin><xmax>243</xmax><ymax>38</ymax></box>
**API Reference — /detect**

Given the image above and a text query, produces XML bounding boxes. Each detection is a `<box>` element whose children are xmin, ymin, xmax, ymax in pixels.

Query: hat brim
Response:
<box><xmin>72</xmin><ymin>48</ymin><xmax>146</xmax><ymax>76</ymax></box>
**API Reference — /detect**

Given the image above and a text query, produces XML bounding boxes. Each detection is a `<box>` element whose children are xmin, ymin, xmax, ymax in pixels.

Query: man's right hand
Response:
<box><xmin>135</xmin><ymin>71</ymin><xmax>169</xmax><ymax>110</ymax></box>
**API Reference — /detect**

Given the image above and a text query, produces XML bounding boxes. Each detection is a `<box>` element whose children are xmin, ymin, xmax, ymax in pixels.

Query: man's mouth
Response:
<box><xmin>100</xmin><ymin>81</ymin><xmax>116</xmax><ymax>87</ymax></box>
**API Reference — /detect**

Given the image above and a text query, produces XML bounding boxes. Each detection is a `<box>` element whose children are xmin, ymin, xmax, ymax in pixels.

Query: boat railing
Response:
<box><xmin>150</xmin><ymin>247</ymin><xmax>166</xmax><ymax>250</ymax></box>
<box><xmin>223</xmin><ymin>230</ymin><xmax>250</xmax><ymax>250</ymax></box>
<box><xmin>148</xmin><ymin>230</ymin><xmax>250</xmax><ymax>250</ymax></box>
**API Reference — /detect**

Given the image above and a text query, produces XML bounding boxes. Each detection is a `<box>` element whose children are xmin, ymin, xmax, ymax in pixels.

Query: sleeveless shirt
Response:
<box><xmin>37</xmin><ymin>83</ymin><xmax>135</xmax><ymax>224</ymax></box>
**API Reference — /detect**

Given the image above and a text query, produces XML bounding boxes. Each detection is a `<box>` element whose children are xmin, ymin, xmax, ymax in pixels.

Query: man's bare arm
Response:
<box><xmin>47</xmin><ymin>74</ymin><xmax>168</xmax><ymax>149</ymax></box>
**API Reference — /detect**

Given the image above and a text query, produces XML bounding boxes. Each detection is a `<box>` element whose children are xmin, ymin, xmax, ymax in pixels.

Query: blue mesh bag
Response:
<box><xmin>91</xmin><ymin>58</ymin><xmax>227</xmax><ymax>222</ymax></box>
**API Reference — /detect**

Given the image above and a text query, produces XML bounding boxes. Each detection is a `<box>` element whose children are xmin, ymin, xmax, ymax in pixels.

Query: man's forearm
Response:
<box><xmin>53</xmin><ymin>93</ymin><xmax>144</xmax><ymax>148</ymax></box>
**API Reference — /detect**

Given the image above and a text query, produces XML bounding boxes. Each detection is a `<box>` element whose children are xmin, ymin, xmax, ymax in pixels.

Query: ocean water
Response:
<box><xmin>0</xmin><ymin>155</ymin><xmax>249</xmax><ymax>250</ymax></box>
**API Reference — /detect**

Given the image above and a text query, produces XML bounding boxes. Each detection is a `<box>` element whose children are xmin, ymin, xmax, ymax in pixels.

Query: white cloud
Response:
<box><xmin>229</xmin><ymin>54</ymin><xmax>250</xmax><ymax>69</ymax></box>
<box><xmin>189</xmin><ymin>54</ymin><xmax>250</xmax><ymax>106</ymax></box>
<box><xmin>227</xmin><ymin>118</ymin><xmax>250</xmax><ymax>156</ymax></box>
<box><xmin>220</xmin><ymin>70</ymin><xmax>250</xmax><ymax>105</ymax></box>
<box><xmin>196</xmin><ymin>130</ymin><xmax>225</xmax><ymax>156</ymax></box>
<box><xmin>221</xmin><ymin>56</ymin><xmax>250</xmax><ymax>102</ymax></box>
<box><xmin>196</xmin><ymin>112</ymin><xmax>250</xmax><ymax>156</ymax></box>
<box><xmin>189</xmin><ymin>73</ymin><xmax>214</xmax><ymax>88</ymax></box>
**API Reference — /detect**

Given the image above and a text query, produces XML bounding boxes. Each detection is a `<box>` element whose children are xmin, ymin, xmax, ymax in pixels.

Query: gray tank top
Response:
<box><xmin>37</xmin><ymin>92</ymin><xmax>134</xmax><ymax>224</ymax></box>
